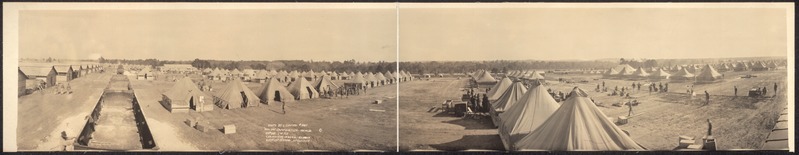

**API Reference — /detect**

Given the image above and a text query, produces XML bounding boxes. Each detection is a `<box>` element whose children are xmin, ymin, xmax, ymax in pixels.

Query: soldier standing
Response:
<box><xmin>734</xmin><ymin>86</ymin><xmax>738</xmax><ymax>96</ymax></box>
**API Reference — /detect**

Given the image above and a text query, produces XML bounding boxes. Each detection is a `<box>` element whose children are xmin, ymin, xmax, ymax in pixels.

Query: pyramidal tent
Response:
<box><xmin>632</xmin><ymin>67</ymin><xmax>649</xmax><ymax>78</ymax></box>
<box><xmin>313</xmin><ymin>75</ymin><xmax>339</xmax><ymax>94</ymax></box>
<box><xmin>213</xmin><ymin>79</ymin><xmax>261</xmax><ymax>109</ymax></box>
<box><xmin>695</xmin><ymin>64</ymin><xmax>723</xmax><ymax>83</ymax></box>
<box><xmin>670</xmin><ymin>68</ymin><xmax>695</xmax><ymax>81</ymax></box>
<box><xmin>618</xmin><ymin>66</ymin><xmax>636</xmax><ymax>77</ymax></box>
<box><xmin>375</xmin><ymin>72</ymin><xmax>387</xmax><ymax>85</ymax></box>
<box><xmin>255</xmin><ymin>70</ymin><xmax>269</xmax><ymax>80</ymax></box>
<box><xmin>523</xmin><ymin>71</ymin><xmax>545</xmax><ymax>80</ymax></box>
<box><xmin>487</xmin><ymin>77</ymin><xmax>514</xmax><ymax>100</ymax></box>
<box><xmin>288</xmin><ymin>78</ymin><xmax>320</xmax><ymax>100</ymax></box>
<box><xmin>603</xmin><ymin>68</ymin><xmax>620</xmax><ymax>77</ymax></box>
<box><xmin>475</xmin><ymin>71</ymin><xmax>498</xmax><ymax>84</ymax></box>
<box><xmin>491</xmin><ymin>82</ymin><xmax>528</xmax><ymax>113</ymax></box>
<box><xmin>498</xmin><ymin>84</ymin><xmax>560</xmax><ymax>150</ymax></box>
<box><xmin>515</xmin><ymin>88</ymin><xmax>645</xmax><ymax>151</ymax></box>
<box><xmin>162</xmin><ymin>77</ymin><xmax>208</xmax><ymax>112</ymax></box>
<box><xmin>649</xmin><ymin>68</ymin><xmax>671</xmax><ymax>80</ymax></box>
<box><xmin>257</xmin><ymin>78</ymin><xmax>295</xmax><ymax>104</ymax></box>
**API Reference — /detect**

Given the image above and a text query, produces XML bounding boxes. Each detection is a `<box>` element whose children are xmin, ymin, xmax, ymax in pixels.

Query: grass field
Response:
<box><xmin>398</xmin><ymin>70</ymin><xmax>788</xmax><ymax>151</ymax></box>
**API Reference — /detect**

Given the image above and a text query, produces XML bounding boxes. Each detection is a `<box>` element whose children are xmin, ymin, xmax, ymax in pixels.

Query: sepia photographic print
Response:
<box><xmin>397</xmin><ymin>3</ymin><xmax>794</xmax><ymax>152</ymax></box>
<box><xmin>5</xmin><ymin>3</ymin><xmax>398</xmax><ymax>152</ymax></box>
<box><xmin>3</xmin><ymin>2</ymin><xmax>795</xmax><ymax>153</ymax></box>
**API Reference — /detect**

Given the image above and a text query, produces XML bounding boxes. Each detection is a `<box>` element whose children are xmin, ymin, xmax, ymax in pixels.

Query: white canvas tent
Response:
<box><xmin>515</xmin><ymin>88</ymin><xmax>645</xmax><ymax>151</ymax></box>
<box><xmin>498</xmin><ymin>84</ymin><xmax>560</xmax><ymax>150</ymax></box>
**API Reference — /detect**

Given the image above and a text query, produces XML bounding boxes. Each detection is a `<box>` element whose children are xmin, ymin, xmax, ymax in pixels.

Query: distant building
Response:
<box><xmin>19</xmin><ymin>66</ymin><xmax>57</xmax><ymax>88</ymax></box>
<box><xmin>53</xmin><ymin>65</ymin><xmax>75</xmax><ymax>84</ymax></box>
<box><xmin>18</xmin><ymin>68</ymin><xmax>27</xmax><ymax>96</ymax></box>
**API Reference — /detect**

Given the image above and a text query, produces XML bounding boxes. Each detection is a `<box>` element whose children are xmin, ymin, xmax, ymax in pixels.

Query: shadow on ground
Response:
<box><xmin>429</xmin><ymin>135</ymin><xmax>504</xmax><ymax>151</ymax></box>
<box><xmin>441</xmin><ymin>117</ymin><xmax>496</xmax><ymax>130</ymax></box>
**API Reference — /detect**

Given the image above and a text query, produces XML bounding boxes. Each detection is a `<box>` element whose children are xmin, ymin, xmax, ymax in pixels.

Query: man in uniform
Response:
<box><xmin>704</xmin><ymin>91</ymin><xmax>710</xmax><ymax>105</ymax></box>
<box><xmin>734</xmin><ymin>86</ymin><xmax>738</xmax><ymax>97</ymax></box>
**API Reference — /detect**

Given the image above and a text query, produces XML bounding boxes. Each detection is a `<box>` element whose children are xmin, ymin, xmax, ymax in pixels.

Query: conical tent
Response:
<box><xmin>231</xmin><ymin>68</ymin><xmax>243</xmax><ymax>77</ymax></box>
<box><xmin>487</xmin><ymin>77</ymin><xmax>514</xmax><ymax>101</ymax></box>
<box><xmin>255</xmin><ymin>70</ymin><xmax>269</xmax><ymax>80</ymax></box>
<box><xmin>313</xmin><ymin>75</ymin><xmax>339</xmax><ymax>94</ymax></box>
<box><xmin>670</xmin><ymin>68</ymin><xmax>695</xmax><ymax>81</ymax></box>
<box><xmin>213</xmin><ymin>79</ymin><xmax>261</xmax><ymax>109</ymax></box>
<box><xmin>696</xmin><ymin>64</ymin><xmax>723</xmax><ymax>82</ymax></box>
<box><xmin>162</xmin><ymin>77</ymin><xmax>207</xmax><ymax>112</ymax></box>
<box><xmin>648</xmin><ymin>68</ymin><xmax>671</xmax><ymax>80</ymax></box>
<box><xmin>515</xmin><ymin>88</ymin><xmax>645</xmax><ymax>151</ymax></box>
<box><xmin>364</xmin><ymin>72</ymin><xmax>378</xmax><ymax>87</ymax></box>
<box><xmin>618</xmin><ymin>66</ymin><xmax>635</xmax><ymax>77</ymax></box>
<box><xmin>523</xmin><ymin>71</ymin><xmax>545</xmax><ymax>80</ymax></box>
<box><xmin>375</xmin><ymin>72</ymin><xmax>387</xmax><ymax>85</ymax></box>
<box><xmin>475</xmin><ymin>71</ymin><xmax>497</xmax><ymax>84</ymax></box>
<box><xmin>603</xmin><ymin>68</ymin><xmax>619</xmax><ymax>77</ymax></box>
<box><xmin>288</xmin><ymin>78</ymin><xmax>320</xmax><ymax>100</ymax></box>
<box><xmin>384</xmin><ymin>71</ymin><xmax>395</xmax><ymax>83</ymax></box>
<box><xmin>632</xmin><ymin>67</ymin><xmax>649</xmax><ymax>78</ymax></box>
<box><xmin>735</xmin><ymin>62</ymin><xmax>750</xmax><ymax>71</ymax></box>
<box><xmin>498</xmin><ymin>84</ymin><xmax>560</xmax><ymax>150</ymax></box>
<box><xmin>491</xmin><ymin>82</ymin><xmax>528</xmax><ymax>113</ymax></box>
<box><xmin>751</xmin><ymin>62</ymin><xmax>768</xmax><ymax>71</ymax></box>
<box><xmin>768</xmin><ymin>62</ymin><xmax>779</xmax><ymax>69</ymax></box>
<box><xmin>257</xmin><ymin>78</ymin><xmax>295</xmax><ymax>104</ymax></box>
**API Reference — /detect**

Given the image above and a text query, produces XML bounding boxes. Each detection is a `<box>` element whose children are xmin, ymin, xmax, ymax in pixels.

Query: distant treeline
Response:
<box><xmin>399</xmin><ymin>57</ymin><xmax>787</xmax><ymax>74</ymax></box>
<box><xmin>99</xmin><ymin>58</ymin><xmax>397</xmax><ymax>73</ymax></box>
<box><xmin>399</xmin><ymin>60</ymin><xmax>618</xmax><ymax>74</ymax></box>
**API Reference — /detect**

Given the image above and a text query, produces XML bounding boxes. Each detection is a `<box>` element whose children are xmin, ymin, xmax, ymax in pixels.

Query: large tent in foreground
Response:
<box><xmin>490</xmin><ymin>82</ymin><xmax>528</xmax><ymax>124</ymax></box>
<box><xmin>162</xmin><ymin>77</ymin><xmax>212</xmax><ymax>113</ymax></box>
<box><xmin>213</xmin><ymin>79</ymin><xmax>261</xmax><ymax>109</ymax></box>
<box><xmin>515</xmin><ymin>88</ymin><xmax>645</xmax><ymax>151</ymax></box>
<box><xmin>257</xmin><ymin>78</ymin><xmax>295</xmax><ymax>104</ymax></box>
<box><xmin>486</xmin><ymin>77</ymin><xmax>513</xmax><ymax>101</ymax></box>
<box><xmin>498</xmin><ymin>83</ymin><xmax>560</xmax><ymax>151</ymax></box>
<box><xmin>288</xmin><ymin>78</ymin><xmax>320</xmax><ymax>100</ymax></box>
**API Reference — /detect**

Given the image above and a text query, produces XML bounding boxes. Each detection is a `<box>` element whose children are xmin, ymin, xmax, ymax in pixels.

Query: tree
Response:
<box><xmin>191</xmin><ymin>58</ymin><xmax>212</xmax><ymax>69</ymax></box>
<box><xmin>250</xmin><ymin>63</ymin><xmax>267</xmax><ymax>70</ymax></box>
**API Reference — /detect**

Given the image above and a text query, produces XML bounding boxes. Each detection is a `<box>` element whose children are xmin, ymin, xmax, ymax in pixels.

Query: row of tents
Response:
<box><xmin>485</xmin><ymin>77</ymin><xmax>645</xmax><ymax>151</ymax></box>
<box><xmin>203</xmin><ymin>68</ymin><xmax>414</xmax><ymax>84</ymax></box>
<box><xmin>18</xmin><ymin>63</ymin><xmax>104</xmax><ymax>96</ymax></box>
<box><xmin>603</xmin><ymin>64</ymin><xmax>725</xmax><ymax>83</ymax></box>
<box><xmin>470</xmin><ymin>70</ymin><xmax>547</xmax><ymax>88</ymax></box>
<box><xmin>161</xmin><ymin>70</ymin><xmax>414</xmax><ymax>112</ymax></box>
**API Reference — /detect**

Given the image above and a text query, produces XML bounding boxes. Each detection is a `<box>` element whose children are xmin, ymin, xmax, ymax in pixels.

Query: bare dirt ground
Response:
<box><xmin>130</xmin><ymin>76</ymin><xmax>397</xmax><ymax>151</ymax></box>
<box><xmin>17</xmin><ymin>73</ymin><xmax>112</xmax><ymax>151</ymax></box>
<box><xmin>398</xmin><ymin>70</ymin><xmax>788</xmax><ymax>151</ymax></box>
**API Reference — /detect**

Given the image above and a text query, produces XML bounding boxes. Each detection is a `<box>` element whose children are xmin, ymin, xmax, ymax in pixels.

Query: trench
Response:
<box><xmin>75</xmin><ymin>75</ymin><xmax>157</xmax><ymax>150</ymax></box>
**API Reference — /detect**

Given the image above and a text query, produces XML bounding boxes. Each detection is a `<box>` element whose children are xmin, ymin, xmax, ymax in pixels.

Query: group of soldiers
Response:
<box><xmin>648</xmin><ymin>82</ymin><xmax>669</xmax><ymax>93</ymax></box>
<box><xmin>465</xmin><ymin>88</ymin><xmax>491</xmax><ymax>113</ymax></box>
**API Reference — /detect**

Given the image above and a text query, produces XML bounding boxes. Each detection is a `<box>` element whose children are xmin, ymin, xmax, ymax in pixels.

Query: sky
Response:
<box><xmin>16</xmin><ymin>4</ymin><xmax>792</xmax><ymax>62</ymax></box>
<box><xmin>399</xmin><ymin>6</ymin><xmax>790</xmax><ymax>61</ymax></box>
<box><xmin>19</xmin><ymin>8</ymin><xmax>397</xmax><ymax>62</ymax></box>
